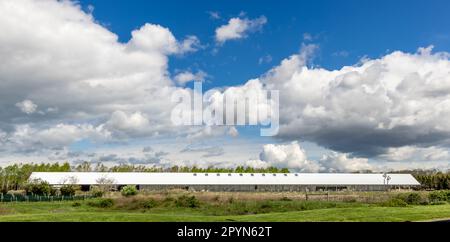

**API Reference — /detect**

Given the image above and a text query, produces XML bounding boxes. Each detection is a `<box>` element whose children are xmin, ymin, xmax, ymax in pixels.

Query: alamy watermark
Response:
<box><xmin>171</xmin><ymin>82</ymin><xmax>279</xmax><ymax>136</ymax></box>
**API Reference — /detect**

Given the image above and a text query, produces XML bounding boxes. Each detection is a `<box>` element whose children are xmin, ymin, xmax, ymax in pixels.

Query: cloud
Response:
<box><xmin>258</xmin><ymin>142</ymin><xmax>321</xmax><ymax>172</ymax></box>
<box><xmin>332</xmin><ymin>50</ymin><xmax>349</xmax><ymax>57</ymax></box>
<box><xmin>269</xmin><ymin>45</ymin><xmax>450</xmax><ymax>158</ymax></box>
<box><xmin>207</xmin><ymin>11</ymin><xmax>221</xmax><ymax>20</ymax></box>
<box><xmin>67</xmin><ymin>147</ymin><xmax>170</xmax><ymax>165</ymax></box>
<box><xmin>319</xmin><ymin>152</ymin><xmax>372</xmax><ymax>172</ymax></box>
<box><xmin>181</xmin><ymin>143</ymin><xmax>225</xmax><ymax>158</ymax></box>
<box><xmin>106</xmin><ymin>111</ymin><xmax>150</xmax><ymax>133</ymax></box>
<box><xmin>214</xmin><ymin>43</ymin><xmax>450</xmax><ymax>162</ymax></box>
<box><xmin>174</xmin><ymin>70</ymin><xmax>207</xmax><ymax>85</ymax></box>
<box><xmin>1</xmin><ymin>123</ymin><xmax>110</xmax><ymax>154</ymax></box>
<box><xmin>215</xmin><ymin>16</ymin><xmax>267</xmax><ymax>44</ymax></box>
<box><xmin>142</xmin><ymin>146</ymin><xmax>154</xmax><ymax>153</ymax></box>
<box><xmin>303</xmin><ymin>33</ymin><xmax>313</xmax><ymax>41</ymax></box>
<box><xmin>379</xmin><ymin>146</ymin><xmax>450</xmax><ymax>162</ymax></box>
<box><xmin>258</xmin><ymin>54</ymin><xmax>273</xmax><ymax>65</ymax></box>
<box><xmin>128</xmin><ymin>23</ymin><xmax>201</xmax><ymax>55</ymax></box>
<box><xmin>16</xmin><ymin>100</ymin><xmax>37</xmax><ymax>114</ymax></box>
<box><xmin>2</xmin><ymin>0</ymin><xmax>450</xmax><ymax>172</ymax></box>
<box><xmin>253</xmin><ymin>142</ymin><xmax>373</xmax><ymax>172</ymax></box>
<box><xmin>0</xmin><ymin>0</ymin><xmax>203</xmax><ymax>155</ymax></box>
<box><xmin>245</xmin><ymin>159</ymin><xmax>270</xmax><ymax>169</ymax></box>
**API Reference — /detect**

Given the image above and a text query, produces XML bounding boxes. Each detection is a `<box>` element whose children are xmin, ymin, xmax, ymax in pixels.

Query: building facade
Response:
<box><xmin>29</xmin><ymin>172</ymin><xmax>421</xmax><ymax>192</ymax></box>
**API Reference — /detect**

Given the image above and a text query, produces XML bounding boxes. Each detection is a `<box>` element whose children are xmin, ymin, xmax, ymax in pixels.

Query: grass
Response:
<box><xmin>0</xmin><ymin>192</ymin><xmax>449</xmax><ymax>222</ymax></box>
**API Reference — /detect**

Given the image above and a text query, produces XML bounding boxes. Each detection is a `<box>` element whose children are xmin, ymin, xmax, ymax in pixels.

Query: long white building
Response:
<box><xmin>29</xmin><ymin>172</ymin><xmax>420</xmax><ymax>192</ymax></box>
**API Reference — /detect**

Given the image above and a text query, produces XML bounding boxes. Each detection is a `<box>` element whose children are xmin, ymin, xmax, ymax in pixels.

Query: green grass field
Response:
<box><xmin>1</xmin><ymin>200</ymin><xmax>449</xmax><ymax>222</ymax></box>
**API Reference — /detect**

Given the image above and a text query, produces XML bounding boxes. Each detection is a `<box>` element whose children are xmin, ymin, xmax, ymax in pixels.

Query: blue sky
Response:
<box><xmin>1</xmin><ymin>0</ymin><xmax>450</xmax><ymax>172</ymax></box>
<box><xmin>80</xmin><ymin>0</ymin><xmax>450</xmax><ymax>89</ymax></box>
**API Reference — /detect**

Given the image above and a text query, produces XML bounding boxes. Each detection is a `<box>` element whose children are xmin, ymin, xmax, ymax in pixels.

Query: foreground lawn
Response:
<box><xmin>0</xmin><ymin>201</ymin><xmax>449</xmax><ymax>222</ymax></box>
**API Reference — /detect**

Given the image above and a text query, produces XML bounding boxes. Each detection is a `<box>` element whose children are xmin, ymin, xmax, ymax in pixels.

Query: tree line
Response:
<box><xmin>1</xmin><ymin>162</ymin><xmax>449</xmax><ymax>193</ymax></box>
<box><xmin>0</xmin><ymin>162</ymin><xmax>289</xmax><ymax>193</ymax></box>
<box><xmin>392</xmin><ymin>169</ymin><xmax>450</xmax><ymax>190</ymax></box>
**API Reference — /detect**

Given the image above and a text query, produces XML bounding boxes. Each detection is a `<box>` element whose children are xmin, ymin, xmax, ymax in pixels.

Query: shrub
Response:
<box><xmin>60</xmin><ymin>185</ymin><xmax>78</xmax><ymax>196</ymax></box>
<box><xmin>429</xmin><ymin>190</ymin><xmax>450</xmax><ymax>202</ymax></box>
<box><xmin>72</xmin><ymin>202</ymin><xmax>81</xmax><ymax>207</ymax></box>
<box><xmin>25</xmin><ymin>179</ymin><xmax>55</xmax><ymax>196</ymax></box>
<box><xmin>280</xmin><ymin>197</ymin><xmax>292</xmax><ymax>201</ymax></box>
<box><xmin>259</xmin><ymin>202</ymin><xmax>274</xmax><ymax>210</ymax></box>
<box><xmin>87</xmin><ymin>198</ymin><xmax>114</xmax><ymax>208</ymax></box>
<box><xmin>381</xmin><ymin>198</ymin><xmax>408</xmax><ymax>207</ymax></box>
<box><xmin>142</xmin><ymin>199</ymin><xmax>158</xmax><ymax>209</ymax></box>
<box><xmin>162</xmin><ymin>196</ymin><xmax>174</xmax><ymax>206</ymax></box>
<box><xmin>445</xmin><ymin>190</ymin><xmax>450</xmax><ymax>201</ymax></box>
<box><xmin>90</xmin><ymin>186</ymin><xmax>104</xmax><ymax>197</ymax></box>
<box><xmin>175</xmin><ymin>195</ymin><xmax>200</xmax><ymax>208</ymax></box>
<box><xmin>404</xmin><ymin>193</ymin><xmax>422</xmax><ymax>205</ymax></box>
<box><xmin>397</xmin><ymin>193</ymin><xmax>423</xmax><ymax>205</ymax></box>
<box><xmin>430</xmin><ymin>201</ymin><xmax>447</xmax><ymax>205</ymax></box>
<box><xmin>121</xmin><ymin>185</ymin><xmax>138</xmax><ymax>197</ymax></box>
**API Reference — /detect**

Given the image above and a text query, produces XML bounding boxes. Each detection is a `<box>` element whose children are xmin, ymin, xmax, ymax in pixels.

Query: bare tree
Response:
<box><xmin>95</xmin><ymin>176</ymin><xmax>116</xmax><ymax>193</ymax></box>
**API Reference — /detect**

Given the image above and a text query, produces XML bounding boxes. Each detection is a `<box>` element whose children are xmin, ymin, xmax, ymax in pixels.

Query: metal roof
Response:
<box><xmin>29</xmin><ymin>172</ymin><xmax>420</xmax><ymax>186</ymax></box>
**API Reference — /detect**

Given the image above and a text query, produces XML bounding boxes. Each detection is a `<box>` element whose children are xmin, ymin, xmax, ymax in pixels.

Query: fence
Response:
<box><xmin>0</xmin><ymin>193</ymin><xmax>96</xmax><ymax>203</ymax></box>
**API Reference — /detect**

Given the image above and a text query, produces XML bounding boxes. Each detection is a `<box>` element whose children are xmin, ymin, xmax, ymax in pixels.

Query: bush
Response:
<box><xmin>175</xmin><ymin>195</ymin><xmax>200</xmax><ymax>208</ymax></box>
<box><xmin>162</xmin><ymin>196</ymin><xmax>175</xmax><ymax>205</ymax></box>
<box><xmin>429</xmin><ymin>190</ymin><xmax>450</xmax><ymax>202</ymax></box>
<box><xmin>259</xmin><ymin>202</ymin><xmax>274</xmax><ymax>210</ymax></box>
<box><xmin>60</xmin><ymin>185</ymin><xmax>78</xmax><ymax>196</ymax></box>
<box><xmin>121</xmin><ymin>185</ymin><xmax>138</xmax><ymax>197</ymax></box>
<box><xmin>87</xmin><ymin>198</ymin><xmax>114</xmax><ymax>208</ymax></box>
<box><xmin>381</xmin><ymin>198</ymin><xmax>408</xmax><ymax>207</ymax></box>
<box><xmin>445</xmin><ymin>190</ymin><xmax>450</xmax><ymax>201</ymax></box>
<box><xmin>25</xmin><ymin>179</ymin><xmax>55</xmax><ymax>196</ymax></box>
<box><xmin>404</xmin><ymin>193</ymin><xmax>422</xmax><ymax>205</ymax></box>
<box><xmin>90</xmin><ymin>186</ymin><xmax>104</xmax><ymax>197</ymax></box>
<box><xmin>397</xmin><ymin>193</ymin><xmax>423</xmax><ymax>205</ymax></box>
<box><xmin>430</xmin><ymin>201</ymin><xmax>447</xmax><ymax>205</ymax></box>
<box><xmin>72</xmin><ymin>202</ymin><xmax>82</xmax><ymax>207</ymax></box>
<box><xmin>142</xmin><ymin>199</ymin><xmax>158</xmax><ymax>209</ymax></box>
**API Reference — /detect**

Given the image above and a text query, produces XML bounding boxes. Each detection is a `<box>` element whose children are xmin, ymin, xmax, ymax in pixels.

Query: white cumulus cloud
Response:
<box><xmin>215</xmin><ymin>16</ymin><xmax>267</xmax><ymax>44</ymax></box>
<box><xmin>253</xmin><ymin>142</ymin><xmax>373</xmax><ymax>172</ymax></box>
<box><xmin>258</xmin><ymin>142</ymin><xmax>322</xmax><ymax>172</ymax></box>
<box><xmin>174</xmin><ymin>70</ymin><xmax>207</xmax><ymax>85</ymax></box>
<box><xmin>213</xmin><ymin>43</ymin><xmax>450</xmax><ymax>164</ymax></box>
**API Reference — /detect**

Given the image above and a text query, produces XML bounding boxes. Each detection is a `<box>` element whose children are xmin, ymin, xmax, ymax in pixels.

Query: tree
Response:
<box><xmin>75</xmin><ymin>161</ymin><xmax>92</xmax><ymax>172</ymax></box>
<box><xmin>95</xmin><ymin>176</ymin><xmax>116</xmax><ymax>193</ymax></box>
<box><xmin>59</xmin><ymin>176</ymin><xmax>80</xmax><ymax>196</ymax></box>
<box><xmin>25</xmin><ymin>179</ymin><xmax>55</xmax><ymax>196</ymax></box>
<box><xmin>94</xmin><ymin>163</ymin><xmax>108</xmax><ymax>172</ymax></box>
